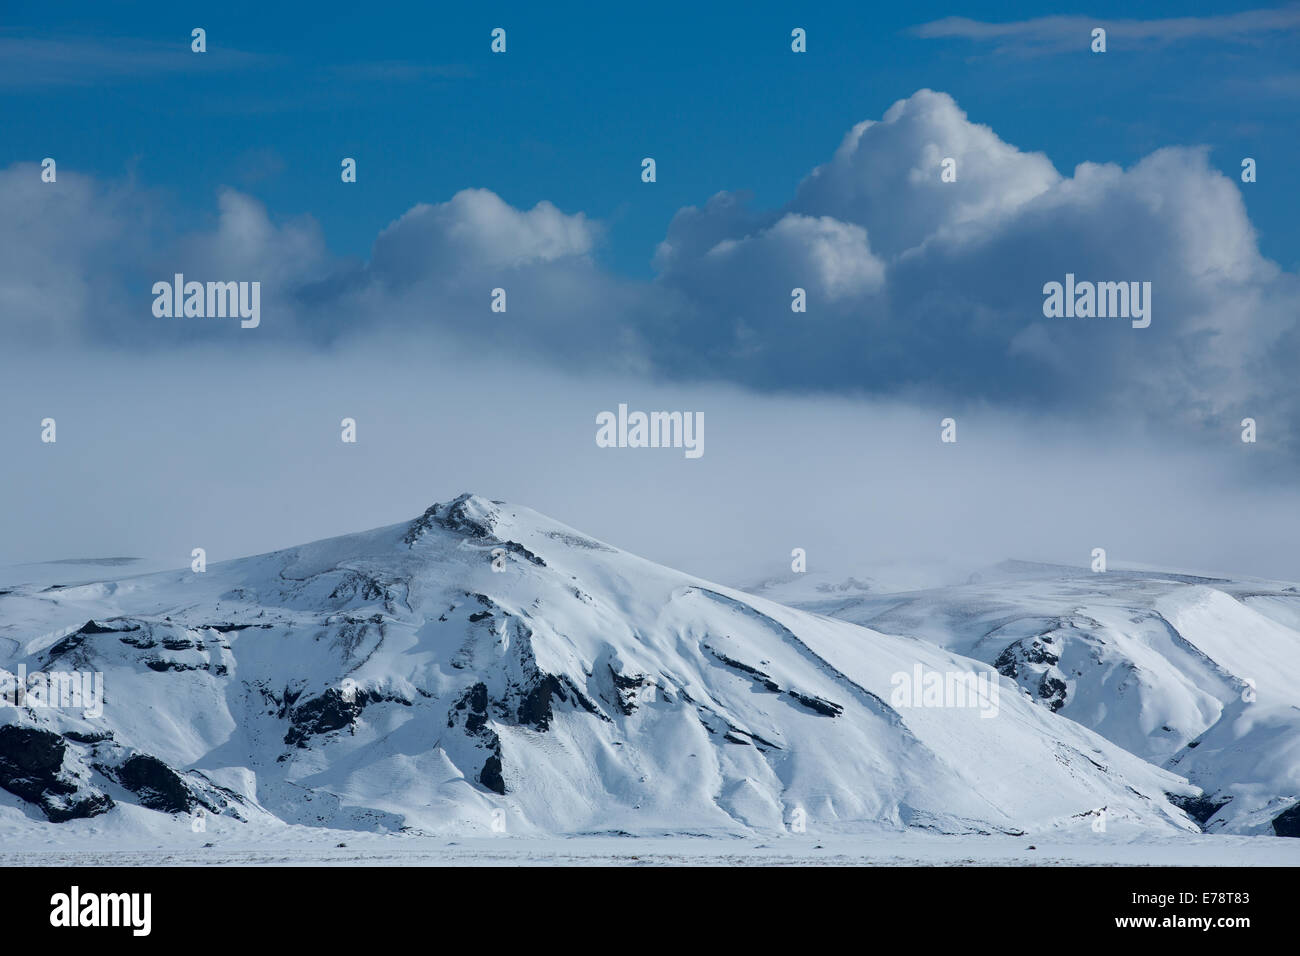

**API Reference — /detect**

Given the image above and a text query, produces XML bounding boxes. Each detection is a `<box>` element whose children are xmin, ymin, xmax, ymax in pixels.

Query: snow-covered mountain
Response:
<box><xmin>749</xmin><ymin>560</ymin><xmax>1300</xmax><ymax>837</ymax></box>
<box><xmin>0</xmin><ymin>495</ymin><xmax>1284</xmax><ymax>843</ymax></box>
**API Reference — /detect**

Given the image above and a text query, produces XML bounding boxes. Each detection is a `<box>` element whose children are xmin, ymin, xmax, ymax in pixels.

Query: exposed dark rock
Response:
<box><xmin>145</xmin><ymin>660</ymin><xmax>205</xmax><ymax>672</ymax></box>
<box><xmin>77</xmin><ymin>620</ymin><xmax>130</xmax><ymax>635</ymax></box>
<box><xmin>479</xmin><ymin>754</ymin><xmax>505</xmax><ymax>795</ymax></box>
<box><xmin>452</xmin><ymin>682</ymin><xmax>491</xmax><ymax>734</ymax></box>
<box><xmin>44</xmin><ymin>635</ymin><xmax>85</xmax><ymax>659</ymax></box>
<box><xmin>448</xmin><ymin>683</ymin><xmax>507</xmax><ymax>794</ymax></box>
<box><xmin>994</xmin><ymin>635</ymin><xmax>1061</xmax><ymax>678</ymax></box>
<box><xmin>608</xmin><ymin>665</ymin><xmax>654</xmax><ymax>715</ymax></box>
<box><xmin>63</xmin><ymin>730</ymin><xmax>113</xmax><ymax>744</ymax></box>
<box><xmin>1271</xmin><ymin>801</ymin><xmax>1300</xmax><ymax>837</ymax></box>
<box><xmin>45</xmin><ymin>792</ymin><xmax>114</xmax><ymax>822</ymax></box>
<box><xmin>284</xmin><ymin>687</ymin><xmax>371</xmax><ymax>747</ymax></box>
<box><xmin>0</xmin><ymin>725</ymin><xmax>70</xmax><ymax>804</ymax></box>
<box><xmin>609</xmin><ymin>668</ymin><xmax>642</xmax><ymax>690</ymax></box>
<box><xmin>329</xmin><ymin>613</ymin><xmax>386</xmax><ymax>659</ymax></box>
<box><xmin>708</xmin><ymin>643</ymin><xmax>840</xmax><ymax>717</ymax></box>
<box><xmin>515</xmin><ymin>673</ymin><xmax>605</xmax><ymax>728</ymax></box>
<box><xmin>518</xmin><ymin>675</ymin><xmax>564</xmax><ymax>730</ymax></box>
<box><xmin>495</xmin><ymin>540</ymin><xmax>546</xmax><ymax>568</ymax></box>
<box><xmin>1037</xmin><ymin>674</ymin><xmax>1068</xmax><ymax>712</ymax></box>
<box><xmin>1167</xmin><ymin>792</ymin><xmax>1231</xmax><ymax>827</ymax></box>
<box><xmin>328</xmin><ymin>572</ymin><xmax>387</xmax><ymax>604</ymax></box>
<box><xmin>720</xmin><ymin>725</ymin><xmax>781</xmax><ymax>751</ymax></box>
<box><xmin>784</xmin><ymin>689</ymin><xmax>843</xmax><ymax>718</ymax></box>
<box><xmin>0</xmin><ymin>725</ymin><xmax>114</xmax><ymax>822</ymax></box>
<box><xmin>407</xmin><ymin>495</ymin><xmax>495</xmax><ymax>543</ymax></box>
<box><xmin>993</xmin><ymin>633</ymin><xmax>1068</xmax><ymax>711</ymax></box>
<box><xmin>404</xmin><ymin>496</ymin><xmax>545</xmax><ymax>566</ymax></box>
<box><xmin>115</xmin><ymin>754</ymin><xmax>194</xmax><ymax>813</ymax></box>
<box><xmin>705</xmin><ymin>645</ymin><xmax>781</xmax><ymax>692</ymax></box>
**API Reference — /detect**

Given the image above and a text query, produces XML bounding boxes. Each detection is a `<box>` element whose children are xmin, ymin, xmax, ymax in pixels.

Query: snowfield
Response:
<box><xmin>1</xmin><ymin>495</ymin><xmax>1297</xmax><ymax>865</ymax></box>
<box><xmin>2</xmin><ymin>828</ymin><xmax>1296</xmax><ymax>867</ymax></box>
<box><xmin>750</xmin><ymin>560</ymin><xmax>1300</xmax><ymax>841</ymax></box>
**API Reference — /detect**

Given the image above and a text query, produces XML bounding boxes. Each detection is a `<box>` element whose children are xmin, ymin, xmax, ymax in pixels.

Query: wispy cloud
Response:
<box><xmin>913</xmin><ymin>5</ymin><xmax>1300</xmax><ymax>55</ymax></box>
<box><xmin>0</xmin><ymin>34</ymin><xmax>266</xmax><ymax>88</ymax></box>
<box><xmin>0</xmin><ymin>33</ymin><xmax>470</xmax><ymax>96</ymax></box>
<box><xmin>1256</xmin><ymin>70</ymin><xmax>1300</xmax><ymax>95</ymax></box>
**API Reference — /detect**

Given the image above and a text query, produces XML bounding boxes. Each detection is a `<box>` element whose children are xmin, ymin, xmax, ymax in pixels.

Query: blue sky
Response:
<box><xmin>3</xmin><ymin>3</ymin><xmax>1300</xmax><ymax>579</ymax></box>
<box><xmin>4</xmin><ymin>1</ymin><xmax>1298</xmax><ymax>277</ymax></box>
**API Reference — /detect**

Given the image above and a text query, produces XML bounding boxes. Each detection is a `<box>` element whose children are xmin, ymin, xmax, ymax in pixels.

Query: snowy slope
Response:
<box><xmin>749</xmin><ymin>561</ymin><xmax>1300</xmax><ymax>836</ymax></box>
<box><xmin>0</xmin><ymin>497</ymin><xmax>1201</xmax><ymax>841</ymax></box>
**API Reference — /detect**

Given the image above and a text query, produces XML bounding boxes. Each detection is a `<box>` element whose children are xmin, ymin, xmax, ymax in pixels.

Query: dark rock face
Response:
<box><xmin>77</xmin><ymin>620</ymin><xmax>131</xmax><ymax>635</ymax></box>
<box><xmin>450</xmin><ymin>683</ymin><xmax>507</xmax><ymax>794</ymax></box>
<box><xmin>328</xmin><ymin>572</ymin><xmax>387</xmax><ymax>605</ymax></box>
<box><xmin>144</xmin><ymin>660</ymin><xmax>206</xmax><ymax>673</ymax></box>
<box><xmin>517</xmin><ymin>674</ymin><xmax>565</xmax><ymax>730</ymax></box>
<box><xmin>405</xmin><ymin>495</ymin><xmax>546</xmax><ymax>567</ymax></box>
<box><xmin>0</xmin><ymin>725</ymin><xmax>114</xmax><ymax>822</ymax></box>
<box><xmin>494</xmin><ymin>540</ymin><xmax>546</xmax><ymax>568</ymax></box>
<box><xmin>1272</xmin><ymin>801</ymin><xmax>1300</xmax><ymax>837</ymax></box>
<box><xmin>785</xmin><ymin>689</ymin><xmax>843</xmax><ymax>718</ymax></box>
<box><xmin>46</xmin><ymin>621</ymin><xmax>140</xmax><ymax>662</ymax></box>
<box><xmin>1168</xmin><ymin>792</ymin><xmax>1231</xmax><ymax>828</ymax></box>
<box><xmin>704</xmin><ymin>645</ymin><xmax>841</xmax><ymax>717</ymax></box>
<box><xmin>994</xmin><ymin>635</ymin><xmax>1061</xmax><ymax>678</ymax></box>
<box><xmin>453</xmin><ymin>682</ymin><xmax>491</xmax><ymax>733</ymax></box>
<box><xmin>115</xmin><ymin>754</ymin><xmax>194</xmax><ymax>813</ymax></box>
<box><xmin>407</xmin><ymin>495</ymin><xmax>496</xmax><ymax>543</ymax></box>
<box><xmin>519</xmin><ymin>672</ymin><xmax>604</xmax><ymax>728</ymax></box>
<box><xmin>0</xmin><ymin>725</ymin><xmax>67</xmax><ymax>805</ymax></box>
<box><xmin>445</xmin><ymin>672</ymin><xmax>601</xmax><ymax>795</ymax></box>
<box><xmin>1037</xmin><ymin>675</ymin><xmax>1068</xmax><ymax>712</ymax></box>
<box><xmin>608</xmin><ymin>665</ymin><xmax>655</xmax><ymax>715</ymax></box>
<box><xmin>705</xmin><ymin>646</ymin><xmax>780</xmax><ymax>693</ymax></box>
<box><xmin>45</xmin><ymin>792</ymin><xmax>115</xmax><ymax>822</ymax></box>
<box><xmin>63</xmin><ymin>730</ymin><xmax>113</xmax><ymax>744</ymax></box>
<box><xmin>995</xmin><ymin>634</ymin><xmax>1068</xmax><ymax>712</ymax></box>
<box><xmin>284</xmin><ymin>687</ymin><xmax>368</xmax><ymax>747</ymax></box>
<box><xmin>479</xmin><ymin>754</ymin><xmax>505</xmax><ymax>795</ymax></box>
<box><xmin>43</xmin><ymin>635</ymin><xmax>85</xmax><ymax>659</ymax></box>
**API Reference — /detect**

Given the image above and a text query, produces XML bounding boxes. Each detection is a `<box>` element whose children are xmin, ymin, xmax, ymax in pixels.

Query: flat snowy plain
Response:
<box><xmin>1</xmin><ymin>809</ymin><xmax>1294</xmax><ymax>866</ymax></box>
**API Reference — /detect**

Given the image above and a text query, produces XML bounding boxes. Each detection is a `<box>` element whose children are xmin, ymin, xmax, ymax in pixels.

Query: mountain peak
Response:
<box><xmin>404</xmin><ymin>492</ymin><xmax>503</xmax><ymax>546</ymax></box>
<box><xmin>4</xmin><ymin>494</ymin><xmax>1272</xmax><ymax>842</ymax></box>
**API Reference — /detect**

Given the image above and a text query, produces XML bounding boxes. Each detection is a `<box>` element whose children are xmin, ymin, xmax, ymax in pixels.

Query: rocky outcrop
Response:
<box><xmin>0</xmin><ymin>725</ymin><xmax>114</xmax><ymax>822</ymax></box>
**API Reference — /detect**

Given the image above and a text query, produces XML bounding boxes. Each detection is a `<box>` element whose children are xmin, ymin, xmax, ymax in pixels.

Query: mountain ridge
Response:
<box><xmin>0</xmin><ymin>494</ymin><xmax>1276</xmax><ymax>843</ymax></box>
